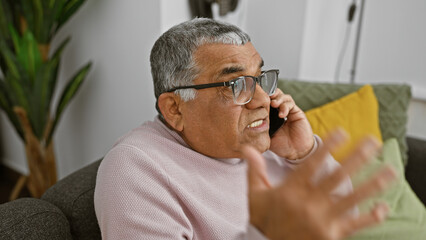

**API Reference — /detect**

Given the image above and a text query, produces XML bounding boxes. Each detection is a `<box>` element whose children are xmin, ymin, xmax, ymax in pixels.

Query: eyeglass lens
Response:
<box><xmin>232</xmin><ymin>71</ymin><xmax>278</xmax><ymax>105</ymax></box>
<box><xmin>261</xmin><ymin>71</ymin><xmax>278</xmax><ymax>96</ymax></box>
<box><xmin>233</xmin><ymin>77</ymin><xmax>255</xmax><ymax>104</ymax></box>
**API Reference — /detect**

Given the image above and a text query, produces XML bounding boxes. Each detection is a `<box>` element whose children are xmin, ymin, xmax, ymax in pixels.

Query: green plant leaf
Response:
<box><xmin>5</xmin><ymin>28</ymin><xmax>42</xmax><ymax>88</ymax></box>
<box><xmin>20</xmin><ymin>0</ymin><xmax>35</xmax><ymax>33</ymax></box>
<box><xmin>39</xmin><ymin>0</ymin><xmax>53</xmax><ymax>44</ymax></box>
<box><xmin>29</xmin><ymin>36</ymin><xmax>70</xmax><ymax>140</ymax></box>
<box><xmin>7</xmin><ymin>73</ymin><xmax>30</xmax><ymax>112</ymax></box>
<box><xmin>47</xmin><ymin>61</ymin><xmax>91</xmax><ymax>143</ymax></box>
<box><xmin>33</xmin><ymin>0</ymin><xmax>43</xmax><ymax>40</ymax></box>
<box><xmin>0</xmin><ymin>35</ymin><xmax>34</xmax><ymax>111</ymax></box>
<box><xmin>0</xmin><ymin>0</ymin><xmax>91</xmax><ymax>144</ymax></box>
<box><xmin>51</xmin><ymin>36</ymin><xmax>70</xmax><ymax>59</ymax></box>
<box><xmin>8</xmin><ymin>25</ymin><xmax>21</xmax><ymax>54</ymax></box>
<box><xmin>31</xmin><ymin>47</ymin><xmax>64</xmax><ymax>140</ymax></box>
<box><xmin>20</xmin><ymin>30</ymin><xmax>42</xmax><ymax>83</ymax></box>
<box><xmin>56</xmin><ymin>0</ymin><xmax>86</xmax><ymax>31</ymax></box>
<box><xmin>0</xmin><ymin>79</ymin><xmax>24</xmax><ymax>141</ymax></box>
<box><xmin>52</xmin><ymin>0</ymin><xmax>65</xmax><ymax>25</ymax></box>
<box><xmin>0</xmin><ymin>39</ymin><xmax>20</xmax><ymax>79</ymax></box>
<box><xmin>29</xmin><ymin>65</ymin><xmax>49</xmax><ymax>139</ymax></box>
<box><xmin>0</xmin><ymin>0</ymin><xmax>13</xmax><ymax>39</ymax></box>
<box><xmin>43</xmin><ymin>0</ymin><xmax>64</xmax><ymax>43</ymax></box>
<box><xmin>2</xmin><ymin>72</ymin><xmax>32</xmax><ymax>137</ymax></box>
<box><xmin>46</xmin><ymin>36</ymin><xmax>70</xmax><ymax>107</ymax></box>
<box><xmin>0</xmin><ymin>31</ymin><xmax>32</xmax><ymax>123</ymax></box>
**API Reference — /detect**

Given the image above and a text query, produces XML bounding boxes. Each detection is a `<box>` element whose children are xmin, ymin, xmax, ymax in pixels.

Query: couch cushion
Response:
<box><xmin>278</xmin><ymin>79</ymin><xmax>411</xmax><ymax>165</ymax></box>
<box><xmin>0</xmin><ymin>198</ymin><xmax>72</xmax><ymax>240</ymax></box>
<box><xmin>42</xmin><ymin>159</ymin><xmax>102</xmax><ymax>240</ymax></box>
<box><xmin>349</xmin><ymin>138</ymin><xmax>426</xmax><ymax>240</ymax></box>
<box><xmin>305</xmin><ymin>85</ymin><xmax>382</xmax><ymax>162</ymax></box>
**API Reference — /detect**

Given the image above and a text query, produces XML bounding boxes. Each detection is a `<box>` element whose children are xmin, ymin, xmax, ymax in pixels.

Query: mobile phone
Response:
<box><xmin>269</xmin><ymin>107</ymin><xmax>286</xmax><ymax>137</ymax></box>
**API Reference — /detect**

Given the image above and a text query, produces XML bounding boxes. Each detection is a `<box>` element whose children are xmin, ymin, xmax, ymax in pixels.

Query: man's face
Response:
<box><xmin>178</xmin><ymin>42</ymin><xmax>271</xmax><ymax>158</ymax></box>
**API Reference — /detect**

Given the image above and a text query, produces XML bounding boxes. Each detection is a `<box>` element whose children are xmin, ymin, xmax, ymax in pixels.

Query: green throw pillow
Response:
<box><xmin>348</xmin><ymin>138</ymin><xmax>426</xmax><ymax>240</ymax></box>
<box><xmin>277</xmin><ymin>79</ymin><xmax>411</xmax><ymax>165</ymax></box>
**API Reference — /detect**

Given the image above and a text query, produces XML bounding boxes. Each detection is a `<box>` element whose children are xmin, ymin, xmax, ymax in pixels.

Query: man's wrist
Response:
<box><xmin>286</xmin><ymin>135</ymin><xmax>316</xmax><ymax>160</ymax></box>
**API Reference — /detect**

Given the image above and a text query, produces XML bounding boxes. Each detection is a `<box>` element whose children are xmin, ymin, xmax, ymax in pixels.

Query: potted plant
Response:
<box><xmin>0</xmin><ymin>0</ymin><xmax>92</xmax><ymax>199</ymax></box>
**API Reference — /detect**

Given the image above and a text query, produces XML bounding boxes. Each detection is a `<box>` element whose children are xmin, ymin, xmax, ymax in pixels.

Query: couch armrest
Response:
<box><xmin>405</xmin><ymin>137</ymin><xmax>426</xmax><ymax>206</ymax></box>
<box><xmin>42</xmin><ymin>159</ymin><xmax>102</xmax><ymax>240</ymax></box>
<box><xmin>0</xmin><ymin>198</ymin><xmax>72</xmax><ymax>239</ymax></box>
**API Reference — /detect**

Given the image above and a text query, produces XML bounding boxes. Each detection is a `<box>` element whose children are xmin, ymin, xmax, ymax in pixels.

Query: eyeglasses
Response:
<box><xmin>165</xmin><ymin>69</ymin><xmax>279</xmax><ymax>105</ymax></box>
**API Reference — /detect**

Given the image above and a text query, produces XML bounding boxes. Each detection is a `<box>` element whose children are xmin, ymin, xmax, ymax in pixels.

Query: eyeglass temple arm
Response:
<box><xmin>166</xmin><ymin>81</ymin><xmax>230</xmax><ymax>92</ymax></box>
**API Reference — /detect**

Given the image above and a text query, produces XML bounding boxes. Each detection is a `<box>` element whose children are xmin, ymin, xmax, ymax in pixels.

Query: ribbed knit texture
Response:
<box><xmin>94</xmin><ymin>116</ymin><xmax>353</xmax><ymax>239</ymax></box>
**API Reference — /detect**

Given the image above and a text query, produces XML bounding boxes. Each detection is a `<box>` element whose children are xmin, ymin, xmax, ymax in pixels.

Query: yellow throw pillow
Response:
<box><xmin>305</xmin><ymin>85</ymin><xmax>383</xmax><ymax>162</ymax></box>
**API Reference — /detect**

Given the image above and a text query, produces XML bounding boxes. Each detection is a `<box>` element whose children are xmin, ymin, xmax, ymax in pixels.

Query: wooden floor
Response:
<box><xmin>0</xmin><ymin>164</ymin><xmax>30</xmax><ymax>204</ymax></box>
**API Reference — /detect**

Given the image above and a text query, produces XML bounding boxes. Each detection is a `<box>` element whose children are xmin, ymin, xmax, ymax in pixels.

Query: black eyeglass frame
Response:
<box><xmin>164</xmin><ymin>69</ymin><xmax>280</xmax><ymax>105</ymax></box>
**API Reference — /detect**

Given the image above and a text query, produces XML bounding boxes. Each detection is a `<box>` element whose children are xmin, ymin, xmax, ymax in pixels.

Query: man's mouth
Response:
<box><xmin>247</xmin><ymin>119</ymin><xmax>264</xmax><ymax>128</ymax></box>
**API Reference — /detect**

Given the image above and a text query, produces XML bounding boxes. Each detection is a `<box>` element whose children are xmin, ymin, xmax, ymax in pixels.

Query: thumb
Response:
<box><xmin>241</xmin><ymin>145</ymin><xmax>272</xmax><ymax>190</ymax></box>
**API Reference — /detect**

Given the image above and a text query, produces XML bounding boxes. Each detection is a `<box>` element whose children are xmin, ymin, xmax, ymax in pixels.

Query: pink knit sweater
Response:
<box><xmin>94</xmin><ymin>117</ymin><xmax>353</xmax><ymax>239</ymax></box>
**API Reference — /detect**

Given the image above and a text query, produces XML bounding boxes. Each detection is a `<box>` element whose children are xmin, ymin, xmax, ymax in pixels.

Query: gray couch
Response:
<box><xmin>0</xmin><ymin>160</ymin><xmax>102</xmax><ymax>240</ymax></box>
<box><xmin>1</xmin><ymin>137</ymin><xmax>425</xmax><ymax>240</ymax></box>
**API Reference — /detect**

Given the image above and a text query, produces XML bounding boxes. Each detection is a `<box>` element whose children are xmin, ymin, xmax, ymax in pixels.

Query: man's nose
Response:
<box><xmin>245</xmin><ymin>84</ymin><xmax>270</xmax><ymax>109</ymax></box>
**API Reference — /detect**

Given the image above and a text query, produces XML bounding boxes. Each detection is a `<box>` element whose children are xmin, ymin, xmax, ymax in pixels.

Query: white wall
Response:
<box><xmin>0</xmin><ymin>0</ymin><xmax>161</xmax><ymax>177</ymax></box>
<box><xmin>299</xmin><ymin>0</ymin><xmax>351</xmax><ymax>82</ymax></box>
<box><xmin>160</xmin><ymin>0</ymin><xmax>308</xmax><ymax>78</ymax></box>
<box><xmin>356</xmin><ymin>0</ymin><xmax>426</xmax><ymax>100</ymax></box>
<box><xmin>299</xmin><ymin>0</ymin><xmax>426</xmax><ymax>140</ymax></box>
<box><xmin>245</xmin><ymin>0</ymin><xmax>307</xmax><ymax>79</ymax></box>
<box><xmin>407</xmin><ymin>100</ymin><xmax>426</xmax><ymax>140</ymax></box>
<box><xmin>161</xmin><ymin>0</ymin><xmax>191</xmax><ymax>32</ymax></box>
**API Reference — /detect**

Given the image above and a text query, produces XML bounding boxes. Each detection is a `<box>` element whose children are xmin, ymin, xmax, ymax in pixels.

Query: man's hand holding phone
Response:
<box><xmin>268</xmin><ymin>89</ymin><xmax>315</xmax><ymax>160</ymax></box>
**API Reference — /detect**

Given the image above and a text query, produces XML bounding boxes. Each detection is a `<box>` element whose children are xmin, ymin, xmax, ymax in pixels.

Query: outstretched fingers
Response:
<box><xmin>334</xmin><ymin>165</ymin><xmax>397</xmax><ymax>215</ymax></box>
<box><xmin>297</xmin><ymin>128</ymin><xmax>348</xmax><ymax>179</ymax></box>
<box><xmin>339</xmin><ymin>202</ymin><xmax>390</xmax><ymax>237</ymax></box>
<box><xmin>317</xmin><ymin>136</ymin><xmax>381</xmax><ymax>193</ymax></box>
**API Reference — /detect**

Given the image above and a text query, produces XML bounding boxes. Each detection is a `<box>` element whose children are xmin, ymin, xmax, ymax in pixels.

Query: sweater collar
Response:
<box><xmin>154</xmin><ymin>115</ymin><xmax>243</xmax><ymax>165</ymax></box>
<box><xmin>155</xmin><ymin>115</ymin><xmax>190</xmax><ymax>148</ymax></box>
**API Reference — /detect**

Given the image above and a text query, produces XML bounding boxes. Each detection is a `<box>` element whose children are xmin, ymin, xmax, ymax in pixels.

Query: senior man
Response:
<box><xmin>94</xmin><ymin>18</ymin><xmax>395</xmax><ymax>239</ymax></box>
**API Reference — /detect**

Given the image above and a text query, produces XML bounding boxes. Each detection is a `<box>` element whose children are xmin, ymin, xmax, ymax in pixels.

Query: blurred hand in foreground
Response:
<box><xmin>243</xmin><ymin>129</ymin><xmax>397</xmax><ymax>240</ymax></box>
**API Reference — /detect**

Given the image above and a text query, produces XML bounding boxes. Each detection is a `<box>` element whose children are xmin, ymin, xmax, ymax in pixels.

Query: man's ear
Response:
<box><xmin>158</xmin><ymin>93</ymin><xmax>184</xmax><ymax>132</ymax></box>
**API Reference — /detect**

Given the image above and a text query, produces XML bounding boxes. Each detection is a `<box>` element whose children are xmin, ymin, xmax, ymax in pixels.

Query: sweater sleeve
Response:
<box><xmin>94</xmin><ymin>144</ymin><xmax>193</xmax><ymax>240</ymax></box>
<box><xmin>246</xmin><ymin>224</ymin><xmax>268</xmax><ymax>240</ymax></box>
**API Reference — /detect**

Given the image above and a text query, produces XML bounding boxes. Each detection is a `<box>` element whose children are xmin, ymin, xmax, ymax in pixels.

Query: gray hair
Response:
<box><xmin>150</xmin><ymin>18</ymin><xmax>251</xmax><ymax>114</ymax></box>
